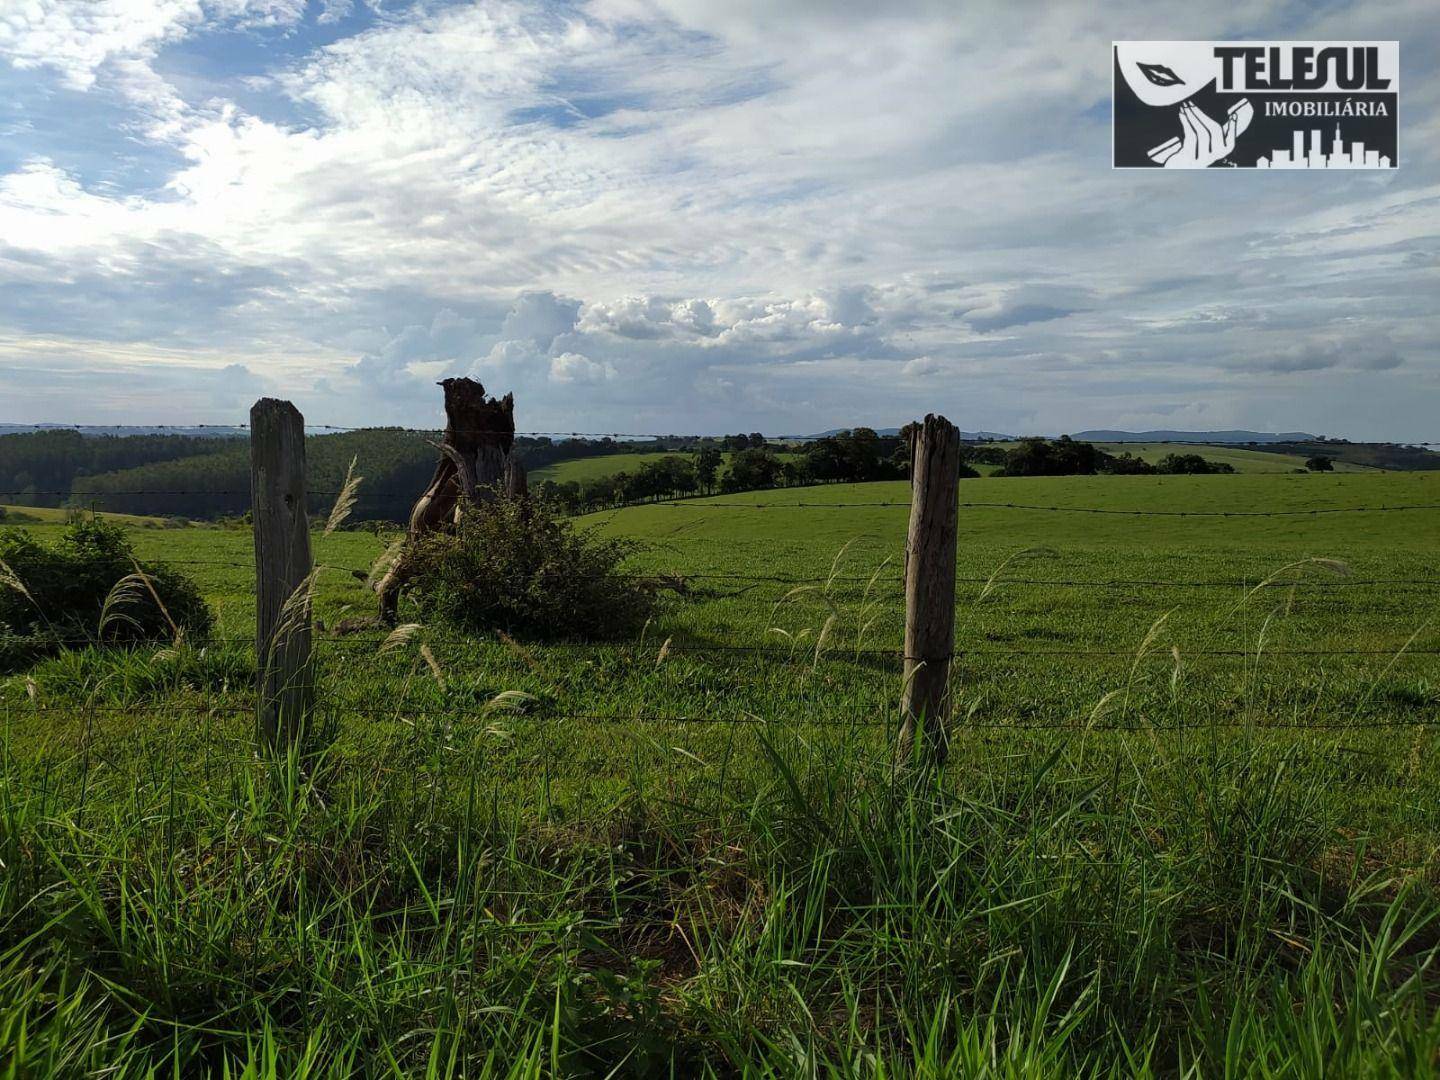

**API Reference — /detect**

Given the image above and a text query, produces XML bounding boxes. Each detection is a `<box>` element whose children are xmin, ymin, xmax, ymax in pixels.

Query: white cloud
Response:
<box><xmin>0</xmin><ymin>0</ymin><xmax>1436</xmax><ymax>434</ymax></box>
<box><xmin>0</xmin><ymin>1</ymin><xmax>305</xmax><ymax>90</ymax></box>
<box><xmin>548</xmin><ymin>350</ymin><xmax>617</xmax><ymax>384</ymax></box>
<box><xmin>501</xmin><ymin>291</ymin><xmax>582</xmax><ymax>349</ymax></box>
<box><xmin>902</xmin><ymin>355</ymin><xmax>941</xmax><ymax>377</ymax></box>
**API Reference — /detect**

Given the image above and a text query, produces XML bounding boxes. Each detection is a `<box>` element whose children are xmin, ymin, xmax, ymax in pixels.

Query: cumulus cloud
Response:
<box><xmin>575</xmin><ymin>293</ymin><xmax>868</xmax><ymax>348</ymax></box>
<box><xmin>821</xmin><ymin>285</ymin><xmax>878</xmax><ymax>328</ymax></box>
<box><xmin>470</xmin><ymin>337</ymin><xmax>544</xmax><ymax>380</ymax></box>
<box><xmin>500</xmin><ymin>292</ymin><xmax>582</xmax><ymax>350</ymax></box>
<box><xmin>577</xmin><ymin>295</ymin><xmax>689</xmax><ymax>340</ymax></box>
<box><xmin>548</xmin><ymin>351</ymin><xmax>617</xmax><ymax>384</ymax></box>
<box><xmin>352</xmin><ymin>309</ymin><xmax>484</xmax><ymax>389</ymax></box>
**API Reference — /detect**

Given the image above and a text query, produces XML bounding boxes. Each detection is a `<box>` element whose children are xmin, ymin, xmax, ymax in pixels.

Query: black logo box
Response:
<box><xmin>1112</xmin><ymin>44</ymin><xmax>1398</xmax><ymax>169</ymax></box>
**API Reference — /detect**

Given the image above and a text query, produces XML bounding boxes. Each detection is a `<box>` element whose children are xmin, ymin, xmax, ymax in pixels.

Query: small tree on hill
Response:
<box><xmin>1305</xmin><ymin>456</ymin><xmax>1334</xmax><ymax>472</ymax></box>
<box><xmin>694</xmin><ymin>447</ymin><xmax>722</xmax><ymax>494</ymax></box>
<box><xmin>722</xmin><ymin>448</ymin><xmax>783</xmax><ymax>491</ymax></box>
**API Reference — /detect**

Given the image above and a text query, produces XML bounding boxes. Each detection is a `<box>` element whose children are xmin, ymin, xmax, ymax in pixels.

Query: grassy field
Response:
<box><xmin>1089</xmin><ymin>442</ymin><xmax>1376</xmax><ymax>473</ymax></box>
<box><xmin>4</xmin><ymin>471</ymin><xmax>1440</xmax><ymax>1074</ymax></box>
<box><xmin>978</xmin><ymin>442</ymin><xmax>1375</xmax><ymax>473</ymax></box>
<box><xmin>530</xmin><ymin>450</ymin><xmax>800</xmax><ymax>484</ymax></box>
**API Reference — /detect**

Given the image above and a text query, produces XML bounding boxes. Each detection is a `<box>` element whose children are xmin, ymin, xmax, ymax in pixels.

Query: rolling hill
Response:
<box><xmin>1072</xmin><ymin>429</ymin><xmax>1319</xmax><ymax>444</ymax></box>
<box><xmin>1089</xmin><ymin>443</ymin><xmax>1372</xmax><ymax>473</ymax></box>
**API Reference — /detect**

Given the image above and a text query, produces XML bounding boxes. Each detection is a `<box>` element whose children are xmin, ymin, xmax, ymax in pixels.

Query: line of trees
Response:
<box><xmin>536</xmin><ymin>428</ymin><xmax>910</xmax><ymax>513</ymax></box>
<box><xmin>7</xmin><ymin>427</ymin><xmax>1251</xmax><ymax>524</ymax></box>
<box><xmin>991</xmin><ymin>437</ymin><xmax>1234</xmax><ymax>477</ymax></box>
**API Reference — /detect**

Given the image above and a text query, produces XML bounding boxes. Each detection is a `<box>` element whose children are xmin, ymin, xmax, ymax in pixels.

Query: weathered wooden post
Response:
<box><xmin>899</xmin><ymin>414</ymin><xmax>961</xmax><ymax>768</ymax></box>
<box><xmin>251</xmin><ymin>398</ymin><xmax>313</xmax><ymax>749</ymax></box>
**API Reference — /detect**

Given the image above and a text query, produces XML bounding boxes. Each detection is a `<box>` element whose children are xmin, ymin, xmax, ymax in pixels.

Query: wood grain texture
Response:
<box><xmin>251</xmin><ymin>398</ymin><xmax>314</xmax><ymax>748</ymax></box>
<box><xmin>899</xmin><ymin>414</ymin><xmax>960</xmax><ymax>767</ymax></box>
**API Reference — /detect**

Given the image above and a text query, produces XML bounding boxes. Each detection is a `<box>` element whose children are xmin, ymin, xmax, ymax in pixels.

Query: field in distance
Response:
<box><xmin>1090</xmin><ymin>441</ymin><xmax>1375</xmax><ymax>473</ymax></box>
<box><xmin>976</xmin><ymin>441</ymin><xmax>1373</xmax><ymax>473</ymax></box>
<box><xmin>7</xmin><ymin>471</ymin><xmax>1435</xmax><ymax>718</ymax></box>
<box><xmin>0</xmin><ymin>503</ymin><xmax>172</xmax><ymax>526</ymax></box>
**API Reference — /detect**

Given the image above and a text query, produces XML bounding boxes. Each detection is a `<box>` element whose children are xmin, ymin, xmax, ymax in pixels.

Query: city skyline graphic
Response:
<box><xmin>1257</xmin><ymin>124</ymin><xmax>1394</xmax><ymax>168</ymax></box>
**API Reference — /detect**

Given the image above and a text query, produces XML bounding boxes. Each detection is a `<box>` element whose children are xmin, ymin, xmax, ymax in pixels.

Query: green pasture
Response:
<box><xmin>1090</xmin><ymin>441</ymin><xmax>1375</xmax><ymax>473</ymax></box>
<box><xmin>978</xmin><ymin>441</ymin><xmax>1373</xmax><ymax>473</ymax></box>
<box><xmin>8</xmin><ymin>470</ymin><xmax>1438</xmax><ymax>814</ymax></box>
<box><xmin>4</xmin><ymin>470</ymin><xmax>1440</xmax><ymax>1074</ymax></box>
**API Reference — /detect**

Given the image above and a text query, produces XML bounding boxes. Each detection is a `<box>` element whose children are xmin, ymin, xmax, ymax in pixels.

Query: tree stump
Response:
<box><xmin>376</xmin><ymin>378</ymin><xmax>522</xmax><ymax>622</ymax></box>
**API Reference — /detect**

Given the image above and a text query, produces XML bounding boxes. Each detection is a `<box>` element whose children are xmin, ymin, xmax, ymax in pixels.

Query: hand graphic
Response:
<box><xmin>1148</xmin><ymin>99</ymin><xmax>1253</xmax><ymax>167</ymax></box>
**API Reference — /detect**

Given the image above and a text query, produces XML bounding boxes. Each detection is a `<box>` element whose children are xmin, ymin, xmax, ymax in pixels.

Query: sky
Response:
<box><xmin>0</xmin><ymin>0</ymin><xmax>1436</xmax><ymax>438</ymax></box>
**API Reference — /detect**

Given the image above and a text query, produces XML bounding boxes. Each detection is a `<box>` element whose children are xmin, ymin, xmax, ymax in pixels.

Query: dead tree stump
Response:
<box><xmin>376</xmin><ymin>378</ymin><xmax>519</xmax><ymax>623</ymax></box>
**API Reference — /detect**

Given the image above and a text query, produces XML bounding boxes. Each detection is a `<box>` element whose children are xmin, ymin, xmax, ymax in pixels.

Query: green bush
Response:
<box><xmin>1155</xmin><ymin>453</ymin><xmax>1235</xmax><ymax>475</ymax></box>
<box><xmin>0</xmin><ymin>520</ymin><xmax>212</xmax><ymax>672</ymax></box>
<box><xmin>403</xmin><ymin>497</ymin><xmax>654</xmax><ymax>640</ymax></box>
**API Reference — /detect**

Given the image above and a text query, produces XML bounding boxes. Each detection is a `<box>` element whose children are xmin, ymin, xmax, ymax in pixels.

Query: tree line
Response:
<box><xmin>5</xmin><ymin>427</ymin><xmax>1254</xmax><ymax>523</ymax></box>
<box><xmin>980</xmin><ymin>437</ymin><xmax>1236</xmax><ymax>476</ymax></box>
<box><xmin>536</xmin><ymin>429</ymin><xmax>908</xmax><ymax>513</ymax></box>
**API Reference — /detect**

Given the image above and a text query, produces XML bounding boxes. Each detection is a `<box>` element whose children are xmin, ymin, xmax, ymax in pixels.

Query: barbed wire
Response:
<box><xmin>4</xmin><ymin>421</ymin><xmax>1438</xmax><ymax>445</ymax></box>
<box><xmin>16</xmin><ymin>552</ymin><xmax>1440</xmax><ymax>593</ymax></box>
<box><xmin>5</xmin><ymin>700</ymin><xmax>1436</xmax><ymax>732</ymax></box>
<box><xmin>8</xmin><ymin>487</ymin><xmax>1440</xmax><ymax>518</ymax></box>
<box><xmin>8</xmin><ymin>632</ymin><xmax>1437</xmax><ymax>659</ymax></box>
<box><xmin>651</xmin><ymin>500</ymin><xmax>1440</xmax><ymax>516</ymax></box>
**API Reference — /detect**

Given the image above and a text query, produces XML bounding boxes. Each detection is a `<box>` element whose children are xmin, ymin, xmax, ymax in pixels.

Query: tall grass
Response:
<box><xmin>4</xmin><ymin>703</ymin><xmax>1439</xmax><ymax>1075</ymax></box>
<box><xmin>4</xmin><ymin>498</ymin><xmax>1440</xmax><ymax>1074</ymax></box>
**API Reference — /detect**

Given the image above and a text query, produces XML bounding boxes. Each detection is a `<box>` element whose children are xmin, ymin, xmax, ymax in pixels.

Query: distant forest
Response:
<box><xmin>2</xmin><ymin>426</ymin><xmax>1436</xmax><ymax>524</ymax></box>
<box><xmin>0</xmin><ymin>430</ymin><xmax>238</xmax><ymax>509</ymax></box>
<box><xmin>0</xmin><ymin>428</ymin><xmax>765</xmax><ymax>522</ymax></box>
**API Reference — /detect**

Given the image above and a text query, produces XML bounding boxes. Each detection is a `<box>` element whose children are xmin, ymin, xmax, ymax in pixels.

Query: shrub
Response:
<box><xmin>1104</xmin><ymin>452</ymin><xmax>1157</xmax><ymax>475</ymax></box>
<box><xmin>1155</xmin><ymin>453</ymin><xmax>1235</xmax><ymax>475</ymax></box>
<box><xmin>403</xmin><ymin>497</ymin><xmax>654</xmax><ymax>640</ymax></box>
<box><xmin>0</xmin><ymin>520</ymin><xmax>212</xmax><ymax>672</ymax></box>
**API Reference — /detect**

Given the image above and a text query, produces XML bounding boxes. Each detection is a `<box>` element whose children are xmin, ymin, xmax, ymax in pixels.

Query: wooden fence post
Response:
<box><xmin>251</xmin><ymin>398</ymin><xmax>313</xmax><ymax>749</ymax></box>
<box><xmin>899</xmin><ymin>414</ymin><xmax>960</xmax><ymax>768</ymax></box>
